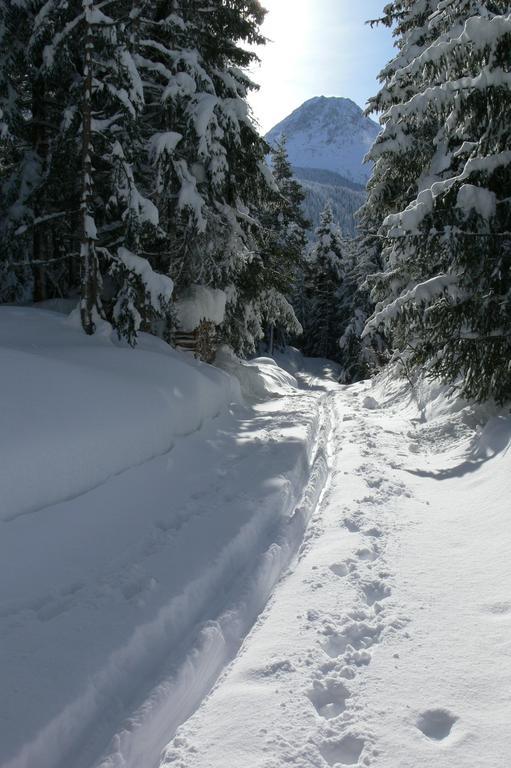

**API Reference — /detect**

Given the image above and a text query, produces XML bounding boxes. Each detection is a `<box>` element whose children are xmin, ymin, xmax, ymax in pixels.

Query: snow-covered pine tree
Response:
<box><xmin>134</xmin><ymin>0</ymin><xmax>273</xmax><ymax>354</ymax></box>
<box><xmin>0</xmin><ymin>0</ymin><xmax>49</xmax><ymax>303</ymax></box>
<box><xmin>0</xmin><ymin>1</ymin><xmax>173</xmax><ymax>341</ymax></box>
<box><xmin>364</xmin><ymin>1</ymin><xmax>511</xmax><ymax>402</ymax></box>
<box><xmin>337</xmin><ymin>228</ymin><xmax>387</xmax><ymax>383</ymax></box>
<box><xmin>304</xmin><ymin>203</ymin><xmax>344</xmax><ymax>360</ymax></box>
<box><xmin>255</xmin><ymin>137</ymin><xmax>308</xmax><ymax>352</ymax></box>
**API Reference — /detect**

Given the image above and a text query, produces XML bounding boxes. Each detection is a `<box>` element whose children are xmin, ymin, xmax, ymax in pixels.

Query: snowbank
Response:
<box><xmin>0</xmin><ymin>309</ymin><xmax>331</xmax><ymax>768</ymax></box>
<box><xmin>174</xmin><ymin>284</ymin><xmax>227</xmax><ymax>331</ymax></box>
<box><xmin>0</xmin><ymin>307</ymin><xmax>240</xmax><ymax>521</ymax></box>
<box><xmin>215</xmin><ymin>345</ymin><xmax>298</xmax><ymax>400</ymax></box>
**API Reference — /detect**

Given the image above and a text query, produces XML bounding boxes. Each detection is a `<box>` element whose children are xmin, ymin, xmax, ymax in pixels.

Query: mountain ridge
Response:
<box><xmin>265</xmin><ymin>96</ymin><xmax>379</xmax><ymax>186</ymax></box>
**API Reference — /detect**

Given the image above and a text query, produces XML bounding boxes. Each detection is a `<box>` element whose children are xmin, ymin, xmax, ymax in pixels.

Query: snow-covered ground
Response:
<box><xmin>1</xmin><ymin>308</ymin><xmax>509</xmax><ymax>768</ymax></box>
<box><xmin>0</xmin><ymin>308</ymin><xmax>336</xmax><ymax>768</ymax></box>
<box><xmin>159</xmin><ymin>378</ymin><xmax>511</xmax><ymax>768</ymax></box>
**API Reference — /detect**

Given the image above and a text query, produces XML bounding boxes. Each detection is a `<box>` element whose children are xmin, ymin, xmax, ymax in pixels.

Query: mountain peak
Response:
<box><xmin>266</xmin><ymin>96</ymin><xmax>379</xmax><ymax>185</ymax></box>
<box><xmin>302</xmin><ymin>95</ymin><xmax>362</xmax><ymax>110</ymax></box>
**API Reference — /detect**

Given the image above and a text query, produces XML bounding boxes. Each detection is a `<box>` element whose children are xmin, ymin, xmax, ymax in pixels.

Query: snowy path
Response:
<box><xmin>158</xmin><ymin>379</ymin><xmax>511</xmax><ymax>768</ymax></box>
<box><xmin>2</xmin><ymin>321</ymin><xmax>510</xmax><ymax>768</ymax></box>
<box><xmin>0</xmin><ymin>354</ymin><xmax>335</xmax><ymax>768</ymax></box>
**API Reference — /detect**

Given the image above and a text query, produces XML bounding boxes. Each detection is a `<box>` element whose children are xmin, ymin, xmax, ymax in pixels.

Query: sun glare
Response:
<box><xmin>250</xmin><ymin>0</ymin><xmax>313</xmax><ymax>132</ymax></box>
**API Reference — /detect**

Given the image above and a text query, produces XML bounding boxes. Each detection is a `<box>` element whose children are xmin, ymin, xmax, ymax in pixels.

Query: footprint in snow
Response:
<box><xmin>253</xmin><ymin>659</ymin><xmax>295</xmax><ymax>678</ymax></box>
<box><xmin>321</xmin><ymin>620</ymin><xmax>382</xmax><ymax>659</ymax></box>
<box><xmin>417</xmin><ymin>709</ymin><xmax>457</xmax><ymax>741</ymax></box>
<box><xmin>356</xmin><ymin>546</ymin><xmax>378</xmax><ymax>562</ymax></box>
<box><xmin>364</xmin><ymin>527</ymin><xmax>383</xmax><ymax>539</ymax></box>
<box><xmin>318</xmin><ymin>734</ymin><xmax>365</xmax><ymax>766</ymax></box>
<box><xmin>307</xmin><ymin>678</ymin><xmax>351</xmax><ymax>719</ymax></box>
<box><xmin>344</xmin><ymin>647</ymin><xmax>372</xmax><ymax>667</ymax></box>
<box><xmin>481</xmin><ymin>601</ymin><xmax>511</xmax><ymax>618</ymax></box>
<box><xmin>362</xmin><ymin>580</ymin><xmax>391</xmax><ymax>606</ymax></box>
<box><xmin>329</xmin><ymin>562</ymin><xmax>349</xmax><ymax>578</ymax></box>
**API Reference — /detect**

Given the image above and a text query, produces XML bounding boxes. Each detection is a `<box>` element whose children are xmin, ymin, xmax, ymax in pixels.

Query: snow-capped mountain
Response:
<box><xmin>266</xmin><ymin>96</ymin><xmax>379</xmax><ymax>185</ymax></box>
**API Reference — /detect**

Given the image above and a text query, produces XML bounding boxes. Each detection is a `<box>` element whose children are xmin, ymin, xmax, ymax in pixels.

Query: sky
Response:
<box><xmin>249</xmin><ymin>0</ymin><xmax>395</xmax><ymax>134</ymax></box>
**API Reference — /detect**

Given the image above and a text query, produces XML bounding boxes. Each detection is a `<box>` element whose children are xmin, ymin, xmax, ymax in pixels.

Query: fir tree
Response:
<box><xmin>304</xmin><ymin>204</ymin><xmax>344</xmax><ymax>360</ymax></box>
<box><xmin>134</xmin><ymin>0</ymin><xmax>272</xmax><ymax>353</ymax></box>
<box><xmin>257</xmin><ymin>137</ymin><xmax>309</xmax><ymax>352</ymax></box>
<box><xmin>0</xmin><ymin>1</ymin><xmax>173</xmax><ymax>341</ymax></box>
<box><xmin>337</xmin><ymin>230</ymin><xmax>387</xmax><ymax>382</ymax></box>
<box><xmin>364</xmin><ymin>1</ymin><xmax>511</xmax><ymax>402</ymax></box>
<box><xmin>0</xmin><ymin>0</ymin><xmax>297</xmax><ymax>357</ymax></box>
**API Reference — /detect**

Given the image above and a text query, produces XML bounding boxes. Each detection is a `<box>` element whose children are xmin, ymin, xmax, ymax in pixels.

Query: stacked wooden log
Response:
<box><xmin>174</xmin><ymin>319</ymin><xmax>217</xmax><ymax>363</ymax></box>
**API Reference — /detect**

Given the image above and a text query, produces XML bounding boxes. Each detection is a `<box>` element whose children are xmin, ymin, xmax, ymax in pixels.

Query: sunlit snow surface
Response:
<box><xmin>266</xmin><ymin>97</ymin><xmax>380</xmax><ymax>185</ymax></box>
<box><xmin>160</xmin><ymin>376</ymin><xmax>511</xmax><ymax>768</ymax></box>
<box><xmin>0</xmin><ymin>307</ymin><xmax>336</xmax><ymax>768</ymax></box>
<box><xmin>1</xmin><ymin>308</ymin><xmax>509</xmax><ymax>768</ymax></box>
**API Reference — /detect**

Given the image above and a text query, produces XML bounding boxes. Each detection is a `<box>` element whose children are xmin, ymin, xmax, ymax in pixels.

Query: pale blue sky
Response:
<box><xmin>249</xmin><ymin>1</ymin><xmax>395</xmax><ymax>133</ymax></box>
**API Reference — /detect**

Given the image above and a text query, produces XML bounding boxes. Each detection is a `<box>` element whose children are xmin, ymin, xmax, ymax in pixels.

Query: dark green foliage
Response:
<box><xmin>364</xmin><ymin>1</ymin><xmax>511</xmax><ymax>402</ymax></box>
<box><xmin>0</xmin><ymin>0</ymin><xmax>281</xmax><ymax>353</ymax></box>
<box><xmin>303</xmin><ymin>204</ymin><xmax>344</xmax><ymax>361</ymax></box>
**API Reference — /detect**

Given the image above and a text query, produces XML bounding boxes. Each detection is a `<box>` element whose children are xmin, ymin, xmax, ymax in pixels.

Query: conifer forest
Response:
<box><xmin>0</xmin><ymin>4</ymin><xmax>510</xmax><ymax>768</ymax></box>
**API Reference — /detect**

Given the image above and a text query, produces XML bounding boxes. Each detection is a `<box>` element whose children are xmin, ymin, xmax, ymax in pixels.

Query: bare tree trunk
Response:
<box><xmin>80</xmin><ymin>0</ymin><xmax>98</xmax><ymax>335</ymax></box>
<box><xmin>268</xmin><ymin>323</ymin><xmax>274</xmax><ymax>355</ymax></box>
<box><xmin>31</xmin><ymin>76</ymin><xmax>48</xmax><ymax>302</ymax></box>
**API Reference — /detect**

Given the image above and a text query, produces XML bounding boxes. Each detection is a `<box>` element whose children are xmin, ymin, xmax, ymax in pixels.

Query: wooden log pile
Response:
<box><xmin>174</xmin><ymin>319</ymin><xmax>217</xmax><ymax>363</ymax></box>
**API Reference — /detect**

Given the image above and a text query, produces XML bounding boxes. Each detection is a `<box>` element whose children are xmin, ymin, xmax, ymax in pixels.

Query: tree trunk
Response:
<box><xmin>80</xmin><ymin>1</ymin><xmax>98</xmax><ymax>335</ymax></box>
<box><xmin>268</xmin><ymin>323</ymin><xmax>274</xmax><ymax>355</ymax></box>
<box><xmin>31</xmin><ymin>77</ymin><xmax>48</xmax><ymax>302</ymax></box>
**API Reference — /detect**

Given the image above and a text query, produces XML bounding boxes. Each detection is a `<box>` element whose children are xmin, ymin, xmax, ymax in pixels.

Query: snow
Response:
<box><xmin>84</xmin><ymin>213</ymin><xmax>97</xmax><ymax>239</ymax></box>
<box><xmin>148</xmin><ymin>131</ymin><xmax>183</xmax><ymax>160</ymax></box>
<box><xmin>215</xmin><ymin>345</ymin><xmax>298</xmax><ymax>401</ymax></box>
<box><xmin>116</xmin><ymin>246</ymin><xmax>174</xmax><ymax>305</ymax></box>
<box><xmin>174</xmin><ymin>159</ymin><xmax>207</xmax><ymax>232</ymax></box>
<box><xmin>0</xmin><ymin>306</ymin><xmax>232</xmax><ymax>523</ymax></box>
<box><xmin>384</xmin><ymin>151</ymin><xmax>511</xmax><ymax>234</ymax></box>
<box><xmin>363</xmin><ymin>273</ymin><xmax>460</xmax><ymax>332</ymax></box>
<box><xmin>174</xmin><ymin>285</ymin><xmax>227</xmax><ymax>331</ymax></box>
<box><xmin>0</xmin><ymin>311</ymin><xmax>333</xmax><ymax>768</ymax></box>
<box><xmin>1</xmin><ymin>314</ymin><xmax>509</xmax><ymax>768</ymax></box>
<box><xmin>158</xmin><ymin>373</ymin><xmax>511</xmax><ymax>768</ymax></box>
<box><xmin>266</xmin><ymin>97</ymin><xmax>380</xmax><ymax>185</ymax></box>
<box><xmin>456</xmin><ymin>184</ymin><xmax>496</xmax><ymax>219</ymax></box>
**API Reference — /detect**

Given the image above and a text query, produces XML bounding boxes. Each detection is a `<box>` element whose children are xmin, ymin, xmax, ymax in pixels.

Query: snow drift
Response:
<box><xmin>0</xmin><ymin>306</ymin><xmax>240</xmax><ymax>521</ymax></box>
<box><xmin>0</xmin><ymin>308</ymin><xmax>333</xmax><ymax>768</ymax></box>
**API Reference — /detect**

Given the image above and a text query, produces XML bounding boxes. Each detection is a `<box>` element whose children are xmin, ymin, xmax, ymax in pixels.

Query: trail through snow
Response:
<box><xmin>1</xmin><ymin>313</ymin><xmax>509</xmax><ymax>768</ymax></box>
<box><xmin>0</xmin><ymin>310</ymin><xmax>339</xmax><ymax>768</ymax></box>
<box><xmin>158</xmin><ymin>377</ymin><xmax>511</xmax><ymax>768</ymax></box>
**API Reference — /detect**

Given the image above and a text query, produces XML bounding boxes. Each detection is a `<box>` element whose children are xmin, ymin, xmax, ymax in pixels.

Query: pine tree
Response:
<box><xmin>337</xmin><ymin>231</ymin><xmax>387</xmax><ymax>382</ymax></box>
<box><xmin>133</xmin><ymin>0</ymin><xmax>272</xmax><ymax>353</ymax></box>
<box><xmin>0</xmin><ymin>0</ymin><xmax>286</xmax><ymax>356</ymax></box>
<box><xmin>256</xmin><ymin>137</ymin><xmax>309</xmax><ymax>352</ymax></box>
<box><xmin>0</xmin><ymin>1</ymin><xmax>173</xmax><ymax>341</ymax></box>
<box><xmin>364</xmin><ymin>1</ymin><xmax>511</xmax><ymax>402</ymax></box>
<box><xmin>0</xmin><ymin>0</ymin><xmax>52</xmax><ymax>304</ymax></box>
<box><xmin>304</xmin><ymin>204</ymin><xmax>344</xmax><ymax>360</ymax></box>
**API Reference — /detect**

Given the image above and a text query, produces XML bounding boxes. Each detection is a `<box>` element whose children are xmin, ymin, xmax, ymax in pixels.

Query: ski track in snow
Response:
<box><xmin>157</xmin><ymin>382</ymin><xmax>410</xmax><ymax>768</ymax></box>
<box><xmin>155</xmin><ymin>379</ymin><xmax>511</xmax><ymax>768</ymax></box>
<box><xmin>2</xmin><ymin>347</ymin><xmax>510</xmax><ymax>768</ymax></box>
<box><xmin>0</xmin><ymin>358</ymin><xmax>337</xmax><ymax>768</ymax></box>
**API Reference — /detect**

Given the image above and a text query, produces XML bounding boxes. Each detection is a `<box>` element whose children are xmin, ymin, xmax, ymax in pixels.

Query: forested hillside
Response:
<box><xmin>0</xmin><ymin>0</ymin><xmax>509</xmax><ymax>396</ymax></box>
<box><xmin>0</xmin><ymin>0</ymin><xmax>305</xmax><ymax>354</ymax></box>
<box><xmin>1</xmin><ymin>4</ymin><xmax>510</xmax><ymax>768</ymax></box>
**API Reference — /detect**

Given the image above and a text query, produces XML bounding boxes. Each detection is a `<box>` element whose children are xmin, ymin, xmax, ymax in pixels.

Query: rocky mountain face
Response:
<box><xmin>266</xmin><ymin>96</ymin><xmax>379</xmax><ymax>186</ymax></box>
<box><xmin>266</xmin><ymin>97</ymin><xmax>380</xmax><ymax>236</ymax></box>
